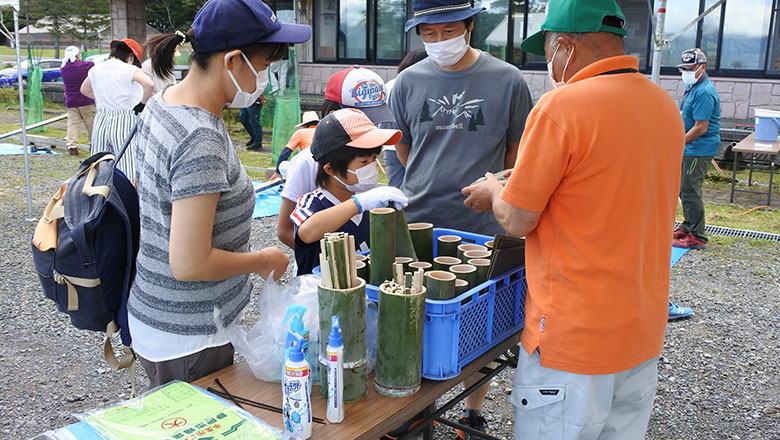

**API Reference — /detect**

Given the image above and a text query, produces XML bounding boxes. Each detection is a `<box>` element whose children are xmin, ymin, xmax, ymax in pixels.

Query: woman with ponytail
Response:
<box><xmin>128</xmin><ymin>0</ymin><xmax>311</xmax><ymax>387</ymax></box>
<box><xmin>80</xmin><ymin>38</ymin><xmax>154</xmax><ymax>180</ymax></box>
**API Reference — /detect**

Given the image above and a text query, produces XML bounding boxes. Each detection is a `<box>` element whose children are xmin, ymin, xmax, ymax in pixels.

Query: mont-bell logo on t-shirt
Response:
<box><xmin>419</xmin><ymin>91</ymin><xmax>486</xmax><ymax>132</ymax></box>
<box><xmin>350</xmin><ymin>80</ymin><xmax>385</xmax><ymax>107</ymax></box>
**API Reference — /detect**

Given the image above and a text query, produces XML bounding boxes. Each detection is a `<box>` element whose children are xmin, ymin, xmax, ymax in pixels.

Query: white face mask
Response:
<box><xmin>226</xmin><ymin>52</ymin><xmax>267</xmax><ymax>109</ymax></box>
<box><xmin>547</xmin><ymin>43</ymin><xmax>574</xmax><ymax>88</ymax></box>
<box><xmin>681</xmin><ymin>68</ymin><xmax>700</xmax><ymax>86</ymax></box>
<box><xmin>334</xmin><ymin>161</ymin><xmax>379</xmax><ymax>193</ymax></box>
<box><xmin>423</xmin><ymin>30</ymin><xmax>470</xmax><ymax>67</ymax></box>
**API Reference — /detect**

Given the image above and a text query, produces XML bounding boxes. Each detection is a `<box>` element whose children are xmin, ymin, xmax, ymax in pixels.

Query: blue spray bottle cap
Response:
<box><xmin>287</xmin><ymin>331</ymin><xmax>305</xmax><ymax>363</ymax></box>
<box><xmin>328</xmin><ymin>316</ymin><xmax>342</xmax><ymax>348</ymax></box>
<box><xmin>283</xmin><ymin>305</ymin><xmax>307</xmax><ymax>335</ymax></box>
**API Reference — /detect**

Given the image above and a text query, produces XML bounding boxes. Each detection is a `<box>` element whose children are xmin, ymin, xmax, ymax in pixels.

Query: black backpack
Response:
<box><xmin>32</xmin><ymin>126</ymin><xmax>139</xmax><ymax>393</ymax></box>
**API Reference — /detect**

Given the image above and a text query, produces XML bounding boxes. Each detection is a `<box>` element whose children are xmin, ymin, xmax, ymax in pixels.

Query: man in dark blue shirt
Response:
<box><xmin>673</xmin><ymin>48</ymin><xmax>720</xmax><ymax>249</ymax></box>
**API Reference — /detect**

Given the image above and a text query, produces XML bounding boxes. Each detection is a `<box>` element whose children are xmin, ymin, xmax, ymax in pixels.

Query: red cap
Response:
<box><xmin>110</xmin><ymin>38</ymin><xmax>143</xmax><ymax>61</ymax></box>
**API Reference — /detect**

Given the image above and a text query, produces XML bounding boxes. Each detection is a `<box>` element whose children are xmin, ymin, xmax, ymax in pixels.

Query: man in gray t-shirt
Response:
<box><xmin>387</xmin><ymin>0</ymin><xmax>533</xmax><ymax>437</ymax></box>
<box><xmin>389</xmin><ymin>3</ymin><xmax>533</xmax><ymax>237</ymax></box>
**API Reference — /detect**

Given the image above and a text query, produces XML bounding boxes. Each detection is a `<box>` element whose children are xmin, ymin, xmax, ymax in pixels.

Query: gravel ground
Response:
<box><xmin>1</xmin><ymin>154</ymin><xmax>779</xmax><ymax>439</ymax></box>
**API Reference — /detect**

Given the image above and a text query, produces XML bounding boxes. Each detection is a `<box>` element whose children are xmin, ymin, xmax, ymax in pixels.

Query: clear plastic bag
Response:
<box><xmin>227</xmin><ymin>275</ymin><xmax>321</xmax><ymax>383</ymax></box>
<box><xmin>74</xmin><ymin>380</ymin><xmax>292</xmax><ymax>440</ymax></box>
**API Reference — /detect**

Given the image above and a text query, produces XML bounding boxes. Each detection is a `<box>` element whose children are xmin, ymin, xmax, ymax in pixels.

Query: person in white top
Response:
<box><xmin>80</xmin><ymin>38</ymin><xmax>154</xmax><ymax>181</ymax></box>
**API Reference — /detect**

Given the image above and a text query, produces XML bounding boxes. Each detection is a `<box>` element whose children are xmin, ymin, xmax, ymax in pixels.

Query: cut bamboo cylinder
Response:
<box><xmin>484</xmin><ymin>240</ymin><xmax>494</xmax><ymax>250</ymax></box>
<box><xmin>408</xmin><ymin>222</ymin><xmax>434</xmax><ymax>263</ymax></box>
<box><xmin>456</xmin><ymin>244</ymin><xmax>487</xmax><ymax>261</ymax></box>
<box><xmin>433</xmin><ymin>256</ymin><xmax>461</xmax><ymax>271</ymax></box>
<box><xmin>450</xmin><ymin>264</ymin><xmax>478</xmax><ymax>289</ymax></box>
<box><xmin>355</xmin><ymin>254</ymin><xmax>368</xmax><ymax>262</ymax></box>
<box><xmin>318</xmin><ymin>278</ymin><xmax>368</xmax><ymax>402</ymax></box>
<box><xmin>454</xmin><ymin>279</ymin><xmax>470</xmax><ymax>295</ymax></box>
<box><xmin>425</xmin><ymin>270</ymin><xmax>457</xmax><ymax>300</ymax></box>
<box><xmin>370</xmin><ymin>207</ymin><xmax>396</xmax><ymax>286</ymax></box>
<box><xmin>463</xmin><ymin>249</ymin><xmax>491</xmax><ymax>260</ymax></box>
<box><xmin>409</xmin><ymin>261</ymin><xmax>432</xmax><ymax>272</ymax></box>
<box><xmin>468</xmin><ymin>258</ymin><xmax>491</xmax><ymax>285</ymax></box>
<box><xmin>375</xmin><ymin>281</ymin><xmax>426</xmax><ymax>397</ymax></box>
<box><xmin>355</xmin><ymin>260</ymin><xmax>369</xmax><ymax>281</ymax></box>
<box><xmin>437</xmin><ymin>235</ymin><xmax>461</xmax><ymax>257</ymax></box>
<box><xmin>392</xmin><ymin>205</ymin><xmax>418</xmax><ymax>261</ymax></box>
<box><xmin>395</xmin><ymin>256</ymin><xmax>414</xmax><ymax>272</ymax></box>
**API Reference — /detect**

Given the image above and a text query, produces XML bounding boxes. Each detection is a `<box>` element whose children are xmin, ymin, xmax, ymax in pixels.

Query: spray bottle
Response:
<box><xmin>283</xmin><ymin>331</ymin><xmax>312</xmax><ymax>439</ymax></box>
<box><xmin>326</xmin><ymin>316</ymin><xmax>344</xmax><ymax>423</ymax></box>
<box><xmin>283</xmin><ymin>305</ymin><xmax>310</xmax><ymax>367</ymax></box>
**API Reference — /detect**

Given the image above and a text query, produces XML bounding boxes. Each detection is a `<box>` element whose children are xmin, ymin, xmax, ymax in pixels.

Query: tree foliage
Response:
<box><xmin>145</xmin><ymin>0</ymin><xmax>205</xmax><ymax>33</ymax></box>
<box><xmin>15</xmin><ymin>0</ymin><xmax>110</xmax><ymax>56</ymax></box>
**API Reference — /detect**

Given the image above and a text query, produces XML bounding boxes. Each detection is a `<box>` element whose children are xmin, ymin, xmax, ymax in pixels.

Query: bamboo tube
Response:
<box><xmin>456</xmin><ymin>244</ymin><xmax>487</xmax><ymax>261</ymax></box>
<box><xmin>408</xmin><ymin>222</ymin><xmax>434</xmax><ymax>263</ymax></box>
<box><xmin>395</xmin><ymin>256</ymin><xmax>414</xmax><ymax>272</ymax></box>
<box><xmin>392</xmin><ymin>204</ymin><xmax>418</xmax><ymax>261</ymax></box>
<box><xmin>436</xmin><ymin>235</ymin><xmax>461</xmax><ymax>257</ymax></box>
<box><xmin>370</xmin><ymin>208</ymin><xmax>396</xmax><ymax>286</ymax></box>
<box><xmin>355</xmin><ymin>254</ymin><xmax>368</xmax><ymax>262</ymax></box>
<box><xmin>355</xmin><ymin>260</ymin><xmax>369</xmax><ymax>281</ymax></box>
<box><xmin>409</xmin><ymin>261</ymin><xmax>432</xmax><ymax>272</ymax></box>
<box><xmin>375</xmin><ymin>281</ymin><xmax>426</xmax><ymax>397</ymax></box>
<box><xmin>424</xmin><ymin>270</ymin><xmax>457</xmax><ymax>300</ymax></box>
<box><xmin>463</xmin><ymin>249</ymin><xmax>491</xmax><ymax>260</ymax></box>
<box><xmin>468</xmin><ymin>258</ymin><xmax>491</xmax><ymax>285</ymax></box>
<box><xmin>450</xmin><ymin>264</ymin><xmax>478</xmax><ymax>289</ymax></box>
<box><xmin>433</xmin><ymin>256</ymin><xmax>461</xmax><ymax>271</ymax></box>
<box><xmin>454</xmin><ymin>279</ymin><xmax>470</xmax><ymax>295</ymax></box>
<box><xmin>484</xmin><ymin>240</ymin><xmax>494</xmax><ymax>250</ymax></box>
<box><xmin>318</xmin><ymin>278</ymin><xmax>368</xmax><ymax>402</ymax></box>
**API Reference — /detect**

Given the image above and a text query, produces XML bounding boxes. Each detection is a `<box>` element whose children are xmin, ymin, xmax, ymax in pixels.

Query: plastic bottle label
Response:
<box><xmin>285</xmin><ymin>365</ymin><xmax>309</xmax><ymax>377</ymax></box>
<box><xmin>326</xmin><ymin>350</ymin><xmax>338</xmax><ymax>362</ymax></box>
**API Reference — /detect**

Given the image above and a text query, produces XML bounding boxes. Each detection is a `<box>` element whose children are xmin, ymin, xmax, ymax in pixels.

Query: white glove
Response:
<box><xmin>352</xmin><ymin>186</ymin><xmax>408</xmax><ymax>213</ymax></box>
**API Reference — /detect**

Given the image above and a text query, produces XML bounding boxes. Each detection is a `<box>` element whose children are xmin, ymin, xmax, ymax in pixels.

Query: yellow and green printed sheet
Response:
<box><xmin>83</xmin><ymin>381</ymin><xmax>282</xmax><ymax>440</ymax></box>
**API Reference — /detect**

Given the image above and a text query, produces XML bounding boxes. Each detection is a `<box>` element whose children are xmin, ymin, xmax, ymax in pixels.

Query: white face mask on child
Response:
<box><xmin>334</xmin><ymin>162</ymin><xmax>378</xmax><ymax>193</ymax></box>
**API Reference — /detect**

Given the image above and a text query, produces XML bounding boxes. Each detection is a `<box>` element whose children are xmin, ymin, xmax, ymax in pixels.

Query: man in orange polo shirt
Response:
<box><xmin>462</xmin><ymin>0</ymin><xmax>684</xmax><ymax>438</ymax></box>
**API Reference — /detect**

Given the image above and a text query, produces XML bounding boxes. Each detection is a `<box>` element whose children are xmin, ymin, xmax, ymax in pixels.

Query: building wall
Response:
<box><xmin>300</xmin><ymin>63</ymin><xmax>780</xmax><ymax>121</ymax></box>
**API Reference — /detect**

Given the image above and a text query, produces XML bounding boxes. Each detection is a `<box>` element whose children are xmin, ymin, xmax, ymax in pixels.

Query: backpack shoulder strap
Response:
<box><xmin>104</xmin><ymin>321</ymin><xmax>136</xmax><ymax>397</ymax></box>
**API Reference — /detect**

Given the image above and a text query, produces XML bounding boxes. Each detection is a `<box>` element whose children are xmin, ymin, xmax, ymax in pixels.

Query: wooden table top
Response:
<box><xmin>732</xmin><ymin>133</ymin><xmax>780</xmax><ymax>155</ymax></box>
<box><xmin>193</xmin><ymin>331</ymin><xmax>521</xmax><ymax>440</ymax></box>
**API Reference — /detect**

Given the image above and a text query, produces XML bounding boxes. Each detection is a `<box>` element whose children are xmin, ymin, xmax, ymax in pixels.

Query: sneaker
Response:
<box><xmin>381</xmin><ymin>411</ymin><xmax>432</xmax><ymax>440</ymax></box>
<box><xmin>456</xmin><ymin>409</ymin><xmax>488</xmax><ymax>440</ymax></box>
<box><xmin>68</xmin><ymin>148</ymin><xmax>79</xmax><ymax>156</ymax></box>
<box><xmin>672</xmin><ymin>232</ymin><xmax>707</xmax><ymax>249</ymax></box>
<box><xmin>247</xmin><ymin>144</ymin><xmax>264</xmax><ymax>151</ymax></box>
<box><xmin>673</xmin><ymin>226</ymin><xmax>688</xmax><ymax>240</ymax></box>
<box><xmin>668</xmin><ymin>301</ymin><xmax>694</xmax><ymax>320</ymax></box>
<box><xmin>245</xmin><ymin>138</ymin><xmax>255</xmax><ymax>146</ymax></box>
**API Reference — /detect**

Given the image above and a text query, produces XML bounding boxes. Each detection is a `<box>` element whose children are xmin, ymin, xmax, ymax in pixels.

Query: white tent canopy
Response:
<box><xmin>484</xmin><ymin>12</ymin><xmax>545</xmax><ymax>48</ymax></box>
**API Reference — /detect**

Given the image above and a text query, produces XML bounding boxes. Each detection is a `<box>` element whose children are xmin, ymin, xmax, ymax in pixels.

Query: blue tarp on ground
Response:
<box><xmin>252</xmin><ymin>182</ymin><xmax>283</xmax><ymax>219</ymax></box>
<box><xmin>0</xmin><ymin>143</ymin><xmax>59</xmax><ymax>155</ymax></box>
<box><xmin>670</xmin><ymin>246</ymin><xmax>691</xmax><ymax>268</ymax></box>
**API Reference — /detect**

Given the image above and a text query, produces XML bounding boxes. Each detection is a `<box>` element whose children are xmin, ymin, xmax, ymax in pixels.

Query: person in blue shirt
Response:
<box><xmin>673</xmin><ymin>48</ymin><xmax>720</xmax><ymax>250</ymax></box>
<box><xmin>291</xmin><ymin>109</ymin><xmax>408</xmax><ymax>275</ymax></box>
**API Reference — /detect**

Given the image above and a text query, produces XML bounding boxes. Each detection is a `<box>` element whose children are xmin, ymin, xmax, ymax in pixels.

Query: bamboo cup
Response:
<box><xmin>433</xmin><ymin>256</ymin><xmax>461</xmax><ymax>271</ymax></box>
<box><xmin>370</xmin><ymin>208</ymin><xmax>396</xmax><ymax>285</ymax></box>
<box><xmin>375</xmin><ymin>281</ymin><xmax>426</xmax><ymax>397</ymax></box>
<box><xmin>408</xmin><ymin>222</ymin><xmax>434</xmax><ymax>263</ymax></box>
<box><xmin>467</xmin><ymin>258</ymin><xmax>491</xmax><ymax>285</ymax></box>
<box><xmin>450</xmin><ymin>264</ymin><xmax>478</xmax><ymax>290</ymax></box>
<box><xmin>318</xmin><ymin>278</ymin><xmax>368</xmax><ymax>402</ymax></box>
<box><xmin>425</xmin><ymin>270</ymin><xmax>457</xmax><ymax>300</ymax></box>
<box><xmin>409</xmin><ymin>261</ymin><xmax>432</xmax><ymax>272</ymax></box>
<box><xmin>355</xmin><ymin>260</ymin><xmax>369</xmax><ymax>281</ymax></box>
<box><xmin>457</xmin><ymin>244</ymin><xmax>488</xmax><ymax>261</ymax></box>
<box><xmin>395</xmin><ymin>256</ymin><xmax>414</xmax><ymax>272</ymax></box>
<box><xmin>436</xmin><ymin>235</ymin><xmax>461</xmax><ymax>258</ymax></box>
<box><xmin>454</xmin><ymin>279</ymin><xmax>470</xmax><ymax>295</ymax></box>
<box><xmin>463</xmin><ymin>249</ymin><xmax>491</xmax><ymax>260</ymax></box>
<box><xmin>355</xmin><ymin>254</ymin><xmax>368</xmax><ymax>262</ymax></box>
<box><xmin>484</xmin><ymin>240</ymin><xmax>494</xmax><ymax>250</ymax></box>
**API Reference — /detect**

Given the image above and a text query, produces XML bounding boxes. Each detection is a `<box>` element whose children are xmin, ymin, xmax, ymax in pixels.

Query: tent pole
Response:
<box><xmin>14</xmin><ymin>7</ymin><xmax>33</xmax><ymax>220</ymax></box>
<box><xmin>650</xmin><ymin>0</ymin><xmax>666</xmax><ymax>84</ymax></box>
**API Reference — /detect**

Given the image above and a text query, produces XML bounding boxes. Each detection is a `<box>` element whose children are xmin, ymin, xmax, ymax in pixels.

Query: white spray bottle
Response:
<box><xmin>283</xmin><ymin>331</ymin><xmax>312</xmax><ymax>439</ymax></box>
<box><xmin>326</xmin><ymin>315</ymin><xmax>345</xmax><ymax>423</ymax></box>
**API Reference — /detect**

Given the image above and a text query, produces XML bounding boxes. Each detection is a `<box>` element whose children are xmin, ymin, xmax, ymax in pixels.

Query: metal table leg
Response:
<box><xmin>730</xmin><ymin>151</ymin><xmax>739</xmax><ymax>203</ymax></box>
<box><xmin>768</xmin><ymin>157</ymin><xmax>775</xmax><ymax>207</ymax></box>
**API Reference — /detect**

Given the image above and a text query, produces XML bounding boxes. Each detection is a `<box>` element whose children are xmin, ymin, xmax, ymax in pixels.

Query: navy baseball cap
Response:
<box><xmin>192</xmin><ymin>0</ymin><xmax>311</xmax><ymax>53</ymax></box>
<box><xmin>404</xmin><ymin>0</ymin><xmax>485</xmax><ymax>33</ymax></box>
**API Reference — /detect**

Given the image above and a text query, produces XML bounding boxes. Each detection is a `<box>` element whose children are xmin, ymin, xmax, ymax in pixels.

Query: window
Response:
<box><xmin>471</xmin><ymin>0</ymin><xmax>510</xmax><ymax>60</ymax></box>
<box><xmin>376</xmin><ymin>0</ymin><xmax>405</xmax><ymax>60</ymax></box>
<box><xmin>700</xmin><ymin>0</ymin><xmax>722</xmax><ymax>68</ymax></box>
<box><xmin>618</xmin><ymin>0</ymin><xmax>651</xmax><ymax>69</ymax></box>
<box><xmin>518</xmin><ymin>0</ymin><xmax>548</xmax><ymax>64</ymax></box>
<box><xmin>315</xmin><ymin>0</ymin><xmax>338</xmax><ymax>60</ymax></box>
<box><xmin>769</xmin><ymin>1</ymin><xmax>780</xmax><ymax>73</ymax></box>
<box><xmin>720</xmin><ymin>0</ymin><xmax>773</xmax><ymax>70</ymax></box>
<box><xmin>658</xmin><ymin>0</ymin><xmax>699</xmax><ymax>67</ymax></box>
<box><xmin>339</xmin><ymin>0</ymin><xmax>367</xmax><ymax>59</ymax></box>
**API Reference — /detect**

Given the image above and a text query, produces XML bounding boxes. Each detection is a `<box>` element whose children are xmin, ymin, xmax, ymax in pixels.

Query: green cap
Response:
<box><xmin>520</xmin><ymin>0</ymin><xmax>627</xmax><ymax>56</ymax></box>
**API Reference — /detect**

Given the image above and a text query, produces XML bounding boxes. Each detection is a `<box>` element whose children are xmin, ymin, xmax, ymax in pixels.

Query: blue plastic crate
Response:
<box><xmin>313</xmin><ymin>228</ymin><xmax>526</xmax><ymax>380</ymax></box>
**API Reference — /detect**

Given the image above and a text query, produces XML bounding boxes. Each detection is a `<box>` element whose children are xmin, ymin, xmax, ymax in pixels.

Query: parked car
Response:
<box><xmin>0</xmin><ymin>58</ymin><xmax>63</xmax><ymax>87</ymax></box>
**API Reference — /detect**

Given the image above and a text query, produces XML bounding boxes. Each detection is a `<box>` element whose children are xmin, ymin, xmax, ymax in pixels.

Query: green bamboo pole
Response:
<box><xmin>450</xmin><ymin>264</ymin><xmax>478</xmax><ymax>289</ymax></box>
<box><xmin>375</xmin><ymin>280</ymin><xmax>426</xmax><ymax>397</ymax></box>
<box><xmin>318</xmin><ymin>278</ymin><xmax>367</xmax><ymax>402</ymax></box>
<box><xmin>424</xmin><ymin>270</ymin><xmax>457</xmax><ymax>300</ymax></box>
<box><xmin>456</xmin><ymin>244</ymin><xmax>487</xmax><ymax>261</ymax></box>
<box><xmin>409</xmin><ymin>261</ymin><xmax>432</xmax><ymax>272</ymax></box>
<box><xmin>370</xmin><ymin>207</ymin><xmax>396</xmax><ymax>286</ymax></box>
<box><xmin>468</xmin><ymin>258</ymin><xmax>491</xmax><ymax>285</ymax></box>
<box><xmin>408</xmin><ymin>222</ymin><xmax>434</xmax><ymax>263</ymax></box>
<box><xmin>355</xmin><ymin>260</ymin><xmax>369</xmax><ymax>281</ymax></box>
<box><xmin>472</xmin><ymin>169</ymin><xmax>512</xmax><ymax>184</ymax></box>
<box><xmin>437</xmin><ymin>235</ymin><xmax>461</xmax><ymax>257</ymax></box>
<box><xmin>433</xmin><ymin>256</ymin><xmax>461</xmax><ymax>271</ymax></box>
<box><xmin>454</xmin><ymin>279</ymin><xmax>470</xmax><ymax>296</ymax></box>
<box><xmin>392</xmin><ymin>204</ymin><xmax>417</xmax><ymax>261</ymax></box>
<box><xmin>463</xmin><ymin>249</ymin><xmax>491</xmax><ymax>260</ymax></box>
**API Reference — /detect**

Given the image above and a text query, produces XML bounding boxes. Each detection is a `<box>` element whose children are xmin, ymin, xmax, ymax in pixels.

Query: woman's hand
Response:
<box><xmin>256</xmin><ymin>247</ymin><xmax>289</xmax><ymax>281</ymax></box>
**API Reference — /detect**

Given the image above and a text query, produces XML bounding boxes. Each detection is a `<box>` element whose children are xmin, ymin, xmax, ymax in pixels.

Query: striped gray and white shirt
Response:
<box><xmin>128</xmin><ymin>92</ymin><xmax>254</xmax><ymax>347</ymax></box>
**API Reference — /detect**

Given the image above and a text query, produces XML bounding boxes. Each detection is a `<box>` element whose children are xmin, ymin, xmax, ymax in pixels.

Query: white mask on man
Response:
<box><xmin>681</xmin><ymin>66</ymin><xmax>701</xmax><ymax>86</ymax></box>
<box><xmin>423</xmin><ymin>30</ymin><xmax>470</xmax><ymax>67</ymax></box>
<box><xmin>547</xmin><ymin>43</ymin><xmax>574</xmax><ymax>88</ymax></box>
<box><xmin>225</xmin><ymin>52</ymin><xmax>267</xmax><ymax>109</ymax></box>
